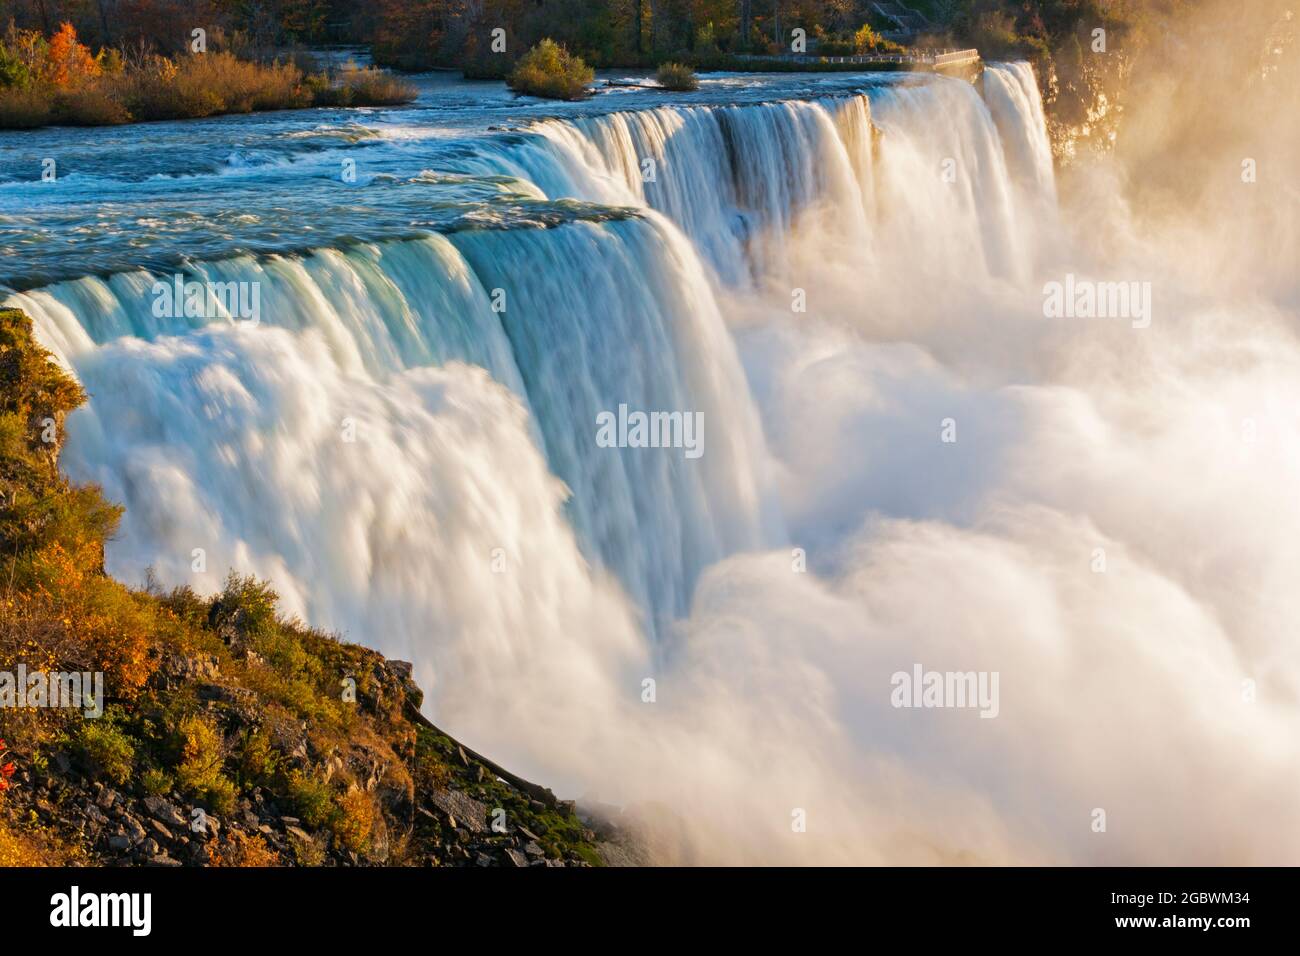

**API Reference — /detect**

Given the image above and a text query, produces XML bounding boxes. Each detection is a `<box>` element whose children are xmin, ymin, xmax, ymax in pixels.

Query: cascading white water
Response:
<box><xmin>982</xmin><ymin>62</ymin><xmax>1056</xmax><ymax>204</ymax></box>
<box><xmin>9</xmin><ymin>217</ymin><xmax>774</xmax><ymax>647</ymax></box>
<box><xmin>11</xmin><ymin>70</ymin><xmax>1045</xmax><ymax>651</ymax></box>
<box><xmin>531</xmin><ymin>99</ymin><xmax>872</xmax><ymax>285</ymax></box>
<box><xmin>30</xmin><ymin>64</ymin><xmax>1297</xmax><ymax>867</ymax></box>
<box><xmin>509</xmin><ymin>74</ymin><xmax>1044</xmax><ymax>287</ymax></box>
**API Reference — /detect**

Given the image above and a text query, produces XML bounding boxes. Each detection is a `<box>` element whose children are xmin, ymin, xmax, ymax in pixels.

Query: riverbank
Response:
<box><xmin>0</xmin><ymin>26</ymin><xmax>415</xmax><ymax>131</ymax></box>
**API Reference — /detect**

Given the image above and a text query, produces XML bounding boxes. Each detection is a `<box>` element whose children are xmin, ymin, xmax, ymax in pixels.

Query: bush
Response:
<box><xmin>0</xmin><ymin>820</ymin><xmax>78</xmax><ymax>865</ymax></box>
<box><xmin>286</xmin><ymin>769</ymin><xmax>334</xmax><ymax>828</ymax></box>
<box><xmin>212</xmin><ymin>831</ymin><xmax>279</xmax><ymax>867</ymax></box>
<box><xmin>200</xmin><ymin>773</ymin><xmax>237</xmax><ymax>815</ymax></box>
<box><xmin>211</xmin><ymin>573</ymin><xmax>280</xmax><ymax>643</ymax></box>
<box><xmin>507</xmin><ymin>39</ymin><xmax>594</xmax><ymax>101</ymax></box>
<box><xmin>656</xmin><ymin>62</ymin><xmax>698</xmax><ymax>91</ymax></box>
<box><xmin>0</xmin><ymin>43</ymin><xmax>32</xmax><ymax>89</ymax></box>
<box><xmin>287</xmin><ymin>827</ymin><xmax>327</xmax><ymax>866</ymax></box>
<box><xmin>55</xmin><ymin>85</ymin><xmax>129</xmax><ymax>125</ymax></box>
<box><xmin>74</xmin><ymin>720</ymin><xmax>136</xmax><ymax>786</ymax></box>
<box><xmin>140</xmin><ymin>767</ymin><xmax>173</xmax><ymax>796</ymax></box>
<box><xmin>237</xmin><ymin>727</ymin><xmax>280</xmax><ymax>788</ymax></box>
<box><xmin>334</xmin><ymin>66</ymin><xmax>417</xmax><ymax>107</ymax></box>
<box><xmin>0</xmin><ymin>85</ymin><xmax>51</xmax><ymax>128</ymax></box>
<box><xmin>333</xmin><ymin>788</ymin><xmax>376</xmax><ymax>853</ymax></box>
<box><xmin>0</xmin><ymin>26</ymin><xmax>414</xmax><ymax>130</ymax></box>
<box><xmin>174</xmin><ymin>713</ymin><xmax>225</xmax><ymax>794</ymax></box>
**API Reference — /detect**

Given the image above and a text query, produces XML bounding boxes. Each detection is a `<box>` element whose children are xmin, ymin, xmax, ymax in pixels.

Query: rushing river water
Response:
<box><xmin>4</xmin><ymin>60</ymin><xmax>1298</xmax><ymax>864</ymax></box>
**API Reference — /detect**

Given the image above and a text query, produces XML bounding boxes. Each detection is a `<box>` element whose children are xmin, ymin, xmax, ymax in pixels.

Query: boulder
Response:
<box><xmin>143</xmin><ymin>795</ymin><xmax>187</xmax><ymax>829</ymax></box>
<box><xmin>428</xmin><ymin>788</ymin><xmax>488</xmax><ymax>834</ymax></box>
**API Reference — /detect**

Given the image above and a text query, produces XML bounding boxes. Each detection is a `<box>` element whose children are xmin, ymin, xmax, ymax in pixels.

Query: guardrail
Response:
<box><xmin>931</xmin><ymin>49</ymin><xmax>981</xmax><ymax>66</ymax></box>
<box><xmin>743</xmin><ymin>47</ymin><xmax>979</xmax><ymax>68</ymax></box>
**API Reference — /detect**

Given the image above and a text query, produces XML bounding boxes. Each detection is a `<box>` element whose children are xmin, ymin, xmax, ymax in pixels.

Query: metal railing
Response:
<box><xmin>744</xmin><ymin>48</ymin><xmax>979</xmax><ymax>67</ymax></box>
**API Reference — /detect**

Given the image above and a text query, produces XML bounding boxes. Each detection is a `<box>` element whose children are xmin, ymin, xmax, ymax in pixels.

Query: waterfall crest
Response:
<box><xmin>5</xmin><ymin>63</ymin><xmax>1054</xmax><ymax>679</ymax></box>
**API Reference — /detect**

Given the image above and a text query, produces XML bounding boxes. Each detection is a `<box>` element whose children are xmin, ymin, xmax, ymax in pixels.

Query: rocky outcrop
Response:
<box><xmin>5</xmin><ymin>644</ymin><xmax>601</xmax><ymax>867</ymax></box>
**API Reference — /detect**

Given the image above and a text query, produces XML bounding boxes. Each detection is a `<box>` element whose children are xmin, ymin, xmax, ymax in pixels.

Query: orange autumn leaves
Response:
<box><xmin>2</xmin><ymin>22</ymin><xmax>105</xmax><ymax>91</ymax></box>
<box><xmin>4</xmin><ymin>539</ymin><xmax>156</xmax><ymax>697</ymax></box>
<box><xmin>1</xmin><ymin>308</ymin><xmax>157</xmax><ymax>707</ymax></box>
<box><xmin>46</xmin><ymin>22</ymin><xmax>102</xmax><ymax>89</ymax></box>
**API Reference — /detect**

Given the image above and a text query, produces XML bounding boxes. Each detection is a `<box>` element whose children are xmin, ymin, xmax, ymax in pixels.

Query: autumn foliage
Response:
<box><xmin>0</xmin><ymin>309</ymin><xmax>155</xmax><ymax>733</ymax></box>
<box><xmin>45</xmin><ymin>22</ymin><xmax>101</xmax><ymax>88</ymax></box>
<box><xmin>0</xmin><ymin>23</ymin><xmax>414</xmax><ymax>129</ymax></box>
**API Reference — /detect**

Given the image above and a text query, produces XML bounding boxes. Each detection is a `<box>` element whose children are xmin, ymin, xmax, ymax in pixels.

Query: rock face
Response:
<box><xmin>3</xmin><ymin>642</ymin><xmax>602</xmax><ymax>867</ymax></box>
<box><xmin>4</xmin><ymin>645</ymin><xmax>602</xmax><ymax>867</ymax></box>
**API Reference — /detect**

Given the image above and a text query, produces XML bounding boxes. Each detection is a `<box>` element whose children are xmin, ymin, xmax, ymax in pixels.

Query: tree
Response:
<box><xmin>46</xmin><ymin>21</ymin><xmax>101</xmax><ymax>88</ymax></box>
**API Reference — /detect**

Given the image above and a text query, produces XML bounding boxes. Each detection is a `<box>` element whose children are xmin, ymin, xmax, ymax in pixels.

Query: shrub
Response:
<box><xmin>656</xmin><ymin>62</ymin><xmax>698</xmax><ymax>91</ymax></box>
<box><xmin>0</xmin><ymin>820</ymin><xmax>78</xmax><ymax>865</ymax></box>
<box><xmin>287</xmin><ymin>827</ymin><xmax>327</xmax><ymax>866</ymax></box>
<box><xmin>211</xmin><ymin>831</ymin><xmax>279</xmax><ymax>867</ymax></box>
<box><xmin>200</xmin><ymin>774</ymin><xmax>237</xmax><ymax>815</ymax></box>
<box><xmin>1</xmin><ymin>309</ymin><xmax>157</xmax><ymax>709</ymax></box>
<box><xmin>56</xmin><ymin>85</ymin><xmax>130</xmax><ymax>125</ymax></box>
<box><xmin>507</xmin><ymin>39</ymin><xmax>593</xmax><ymax>101</ymax></box>
<box><xmin>286</xmin><ymin>768</ymin><xmax>334</xmax><ymax>828</ymax></box>
<box><xmin>211</xmin><ymin>573</ymin><xmax>280</xmax><ymax>643</ymax></box>
<box><xmin>0</xmin><ymin>85</ymin><xmax>51</xmax><ymax>128</ymax></box>
<box><xmin>333</xmin><ymin>788</ymin><xmax>376</xmax><ymax>853</ymax></box>
<box><xmin>140</xmin><ymin>767</ymin><xmax>173</xmax><ymax>796</ymax></box>
<box><xmin>413</xmin><ymin>728</ymin><xmax>451</xmax><ymax>793</ymax></box>
<box><xmin>0</xmin><ymin>43</ymin><xmax>32</xmax><ymax>89</ymax></box>
<box><xmin>334</xmin><ymin>67</ymin><xmax>417</xmax><ymax>107</ymax></box>
<box><xmin>174</xmin><ymin>713</ymin><xmax>225</xmax><ymax>794</ymax></box>
<box><xmin>0</xmin><ymin>28</ymin><xmax>413</xmax><ymax>130</ymax></box>
<box><xmin>74</xmin><ymin>720</ymin><xmax>136</xmax><ymax>785</ymax></box>
<box><xmin>236</xmin><ymin>727</ymin><xmax>280</xmax><ymax>788</ymax></box>
<box><xmin>854</xmin><ymin>24</ymin><xmax>881</xmax><ymax>54</ymax></box>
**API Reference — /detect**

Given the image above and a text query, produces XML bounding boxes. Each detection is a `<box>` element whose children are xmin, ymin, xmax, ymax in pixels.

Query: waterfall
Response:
<box><xmin>5</xmin><ymin>63</ymin><xmax>1055</xmax><ymax>706</ymax></box>
<box><xmin>9</xmin><ymin>216</ymin><xmax>775</xmax><ymax>654</ymax></box>
<box><xmin>982</xmin><ymin>62</ymin><xmax>1057</xmax><ymax>205</ymax></box>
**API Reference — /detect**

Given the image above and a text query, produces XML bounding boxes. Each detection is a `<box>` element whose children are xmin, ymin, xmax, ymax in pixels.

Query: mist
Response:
<box><xmin>13</xmin><ymin>0</ymin><xmax>1298</xmax><ymax>866</ymax></box>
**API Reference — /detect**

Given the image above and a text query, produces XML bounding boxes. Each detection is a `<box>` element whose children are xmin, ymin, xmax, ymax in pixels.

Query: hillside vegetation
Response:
<box><xmin>0</xmin><ymin>307</ymin><xmax>599</xmax><ymax>867</ymax></box>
